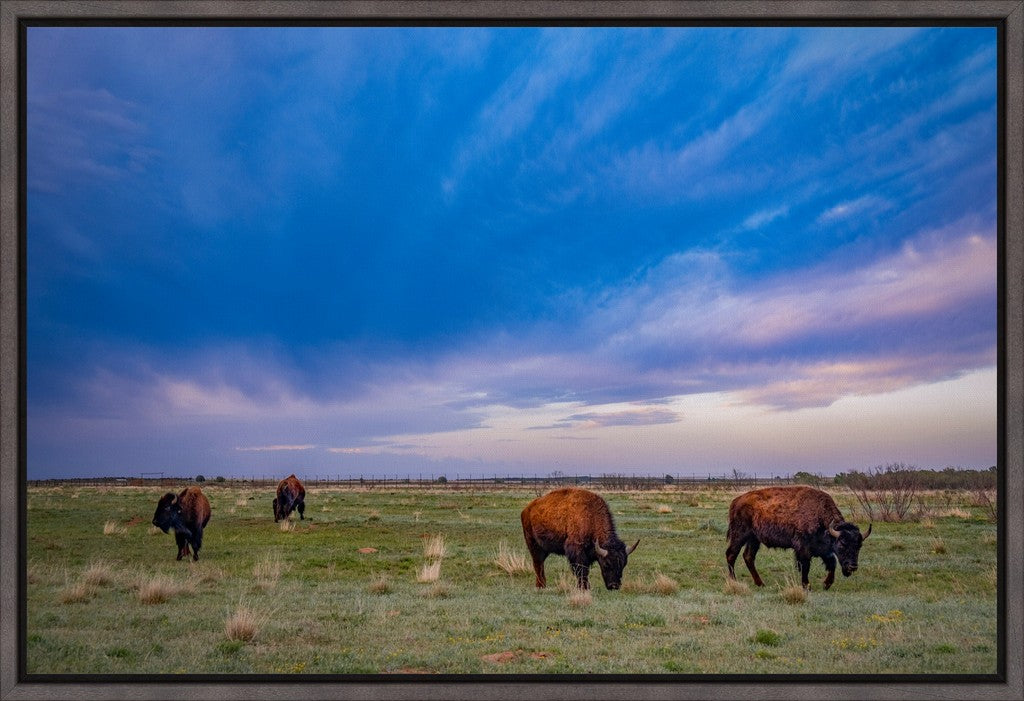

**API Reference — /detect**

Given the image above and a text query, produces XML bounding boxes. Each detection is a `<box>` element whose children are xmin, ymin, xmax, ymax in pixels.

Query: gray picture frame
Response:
<box><xmin>2</xmin><ymin>2</ymin><xmax>1021</xmax><ymax>699</ymax></box>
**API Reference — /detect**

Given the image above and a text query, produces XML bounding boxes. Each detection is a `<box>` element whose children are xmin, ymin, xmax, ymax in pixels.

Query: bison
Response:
<box><xmin>273</xmin><ymin>474</ymin><xmax>306</xmax><ymax>522</ymax></box>
<box><xmin>726</xmin><ymin>485</ymin><xmax>871</xmax><ymax>590</ymax></box>
<box><xmin>152</xmin><ymin>486</ymin><xmax>211</xmax><ymax>561</ymax></box>
<box><xmin>521</xmin><ymin>487</ymin><xmax>639</xmax><ymax>590</ymax></box>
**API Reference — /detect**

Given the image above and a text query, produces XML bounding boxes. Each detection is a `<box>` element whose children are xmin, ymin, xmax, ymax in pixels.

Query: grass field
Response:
<box><xmin>24</xmin><ymin>484</ymin><xmax>998</xmax><ymax>675</ymax></box>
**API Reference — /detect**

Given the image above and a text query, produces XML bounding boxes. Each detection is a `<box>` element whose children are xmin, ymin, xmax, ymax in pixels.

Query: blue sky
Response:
<box><xmin>26</xmin><ymin>26</ymin><xmax>998</xmax><ymax>479</ymax></box>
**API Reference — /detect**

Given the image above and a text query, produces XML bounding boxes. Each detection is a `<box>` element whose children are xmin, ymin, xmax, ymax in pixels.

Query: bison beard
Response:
<box><xmin>152</xmin><ymin>487</ymin><xmax>211</xmax><ymax>561</ymax></box>
<box><xmin>725</xmin><ymin>486</ymin><xmax>870</xmax><ymax>590</ymax></box>
<box><xmin>521</xmin><ymin>488</ymin><xmax>638</xmax><ymax>591</ymax></box>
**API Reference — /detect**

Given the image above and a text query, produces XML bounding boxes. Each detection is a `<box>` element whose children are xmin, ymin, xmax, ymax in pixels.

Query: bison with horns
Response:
<box><xmin>152</xmin><ymin>486</ymin><xmax>211</xmax><ymax>561</ymax></box>
<box><xmin>726</xmin><ymin>485</ymin><xmax>871</xmax><ymax>590</ymax></box>
<box><xmin>273</xmin><ymin>474</ymin><xmax>306</xmax><ymax>522</ymax></box>
<box><xmin>521</xmin><ymin>487</ymin><xmax>639</xmax><ymax>590</ymax></box>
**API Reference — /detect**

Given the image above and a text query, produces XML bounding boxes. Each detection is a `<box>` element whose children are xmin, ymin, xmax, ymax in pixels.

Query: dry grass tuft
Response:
<box><xmin>224</xmin><ymin>604</ymin><xmax>261</xmax><ymax>642</ymax></box>
<box><xmin>368</xmin><ymin>574</ymin><xmax>393</xmax><ymax>594</ymax></box>
<box><xmin>366</xmin><ymin>509</ymin><xmax>381</xmax><ymax>522</ymax></box>
<box><xmin>137</xmin><ymin>576</ymin><xmax>190</xmax><ymax>604</ymax></box>
<box><xmin>920</xmin><ymin>518</ymin><xmax>936</xmax><ymax>530</ymax></box>
<box><xmin>253</xmin><ymin>554</ymin><xmax>283</xmax><ymax>590</ymax></box>
<box><xmin>82</xmin><ymin>562</ymin><xmax>114</xmax><ymax>586</ymax></box>
<box><xmin>279</xmin><ymin>519</ymin><xmax>294</xmax><ymax>532</ymax></box>
<box><xmin>494</xmin><ymin>541</ymin><xmax>530</xmax><ymax>575</ymax></box>
<box><xmin>417</xmin><ymin>560</ymin><xmax>442</xmax><ymax>583</ymax></box>
<box><xmin>567</xmin><ymin>589</ymin><xmax>593</xmax><ymax>607</ymax></box>
<box><xmin>724</xmin><ymin>578</ymin><xmax>750</xmax><ymax>596</ymax></box>
<box><xmin>423</xmin><ymin>533</ymin><xmax>447</xmax><ymax>559</ymax></box>
<box><xmin>931</xmin><ymin>538</ymin><xmax>947</xmax><ymax>554</ymax></box>
<box><xmin>60</xmin><ymin>581</ymin><xmax>94</xmax><ymax>604</ymax></box>
<box><xmin>190</xmin><ymin>564</ymin><xmax>226</xmax><ymax>585</ymax></box>
<box><xmin>780</xmin><ymin>578</ymin><xmax>808</xmax><ymax>604</ymax></box>
<box><xmin>148</xmin><ymin>525</ymin><xmax>162</xmax><ymax>536</ymax></box>
<box><xmin>102</xmin><ymin>521</ymin><xmax>126</xmax><ymax>536</ymax></box>
<box><xmin>937</xmin><ymin>507</ymin><xmax>972</xmax><ymax>519</ymax></box>
<box><xmin>622</xmin><ymin>572</ymin><xmax>680</xmax><ymax>595</ymax></box>
<box><xmin>235</xmin><ymin>498</ymin><xmax>248</xmax><ymax>507</ymax></box>
<box><xmin>651</xmin><ymin>572</ymin><xmax>680</xmax><ymax>595</ymax></box>
<box><xmin>420</xmin><ymin>581</ymin><xmax>451</xmax><ymax>599</ymax></box>
<box><xmin>656</xmin><ymin>504</ymin><xmax>674</xmax><ymax>514</ymax></box>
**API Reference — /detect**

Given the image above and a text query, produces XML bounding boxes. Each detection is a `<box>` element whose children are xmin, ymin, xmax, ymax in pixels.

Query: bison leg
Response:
<box><xmin>742</xmin><ymin>540</ymin><xmax>764</xmax><ymax>587</ymax></box>
<box><xmin>524</xmin><ymin>537</ymin><xmax>548</xmax><ymax>589</ymax></box>
<box><xmin>725</xmin><ymin>538</ymin><xmax>744</xmax><ymax>580</ymax></box>
<box><xmin>191</xmin><ymin>527</ymin><xmax>203</xmax><ymax>561</ymax></box>
<box><xmin>822</xmin><ymin>553</ymin><xmax>836</xmax><ymax>590</ymax></box>
<box><xmin>564</xmin><ymin>544</ymin><xmax>591</xmax><ymax>590</ymax></box>
<box><xmin>797</xmin><ymin>556</ymin><xmax>812</xmax><ymax>589</ymax></box>
<box><xmin>174</xmin><ymin>532</ymin><xmax>189</xmax><ymax>561</ymax></box>
<box><xmin>297</xmin><ymin>499</ymin><xmax>305</xmax><ymax>520</ymax></box>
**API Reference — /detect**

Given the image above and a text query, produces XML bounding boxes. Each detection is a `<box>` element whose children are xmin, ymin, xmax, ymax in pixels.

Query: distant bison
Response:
<box><xmin>726</xmin><ymin>486</ymin><xmax>871</xmax><ymax>590</ymax></box>
<box><xmin>152</xmin><ymin>486</ymin><xmax>211</xmax><ymax>561</ymax></box>
<box><xmin>521</xmin><ymin>487</ymin><xmax>639</xmax><ymax>590</ymax></box>
<box><xmin>273</xmin><ymin>474</ymin><xmax>306</xmax><ymax>522</ymax></box>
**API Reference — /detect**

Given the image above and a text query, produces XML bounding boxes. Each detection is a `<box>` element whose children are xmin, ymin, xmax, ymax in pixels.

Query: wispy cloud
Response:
<box><xmin>443</xmin><ymin>28</ymin><xmax>596</xmax><ymax>197</ymax></box>
<box><xmin>235</xmin><ymin>444</ymin><xmax>316</xmax><ymax>452</ymax></box>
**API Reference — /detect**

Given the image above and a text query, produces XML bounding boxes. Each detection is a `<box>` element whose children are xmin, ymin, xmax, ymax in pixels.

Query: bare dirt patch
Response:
<box><xmin>357</xmin><ymin>547</ymin><xmax>378</xmax><ymax>554</ymax></box>
<box><xmin>481</xmin><ymin>650</ymin><xmax>520</xmax><ymax>664</ymax></box>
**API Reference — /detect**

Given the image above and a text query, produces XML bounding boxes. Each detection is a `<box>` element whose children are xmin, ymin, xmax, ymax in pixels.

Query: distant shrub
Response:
<box><xmin>195</xmin><ymin>475</ymin><xmax>206</xmax><ymax>483</ymax></box>
<box><xmin>215</xmin><ymin>476</ymin><xmax>226</xmax><ymax>483</ymax></box>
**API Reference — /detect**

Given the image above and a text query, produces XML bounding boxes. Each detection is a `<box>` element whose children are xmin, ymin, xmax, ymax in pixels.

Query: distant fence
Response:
<box><xmin>26</xmin><ymin>473</ymin><xmax>797</xmax><ymax>491</ymax></box>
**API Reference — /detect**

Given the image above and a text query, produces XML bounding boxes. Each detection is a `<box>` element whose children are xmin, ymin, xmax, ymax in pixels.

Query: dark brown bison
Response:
<box><xmin>521</xmin><ymin>487</ymin><xmax>639</xmax><ymax>590</ymax></box>
<box><xmin>726</xmin><ymin>485</ymin><xmax>871</xmax><ymax>590</ymax></box>
<box><xmin>152</xmin><ymin>486</ymin><xmax>211</xmax><ymax>561</ymax></box>
<box><xmin>273</xmin><ymin>474</ymin><xmax>306</xmax><ymax>522</ymax></box>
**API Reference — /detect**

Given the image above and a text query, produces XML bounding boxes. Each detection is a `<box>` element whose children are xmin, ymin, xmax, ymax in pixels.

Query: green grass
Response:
<box><xmin>25</xmin><ymin>485</ymin><xmax>997</xmax><ymax>674</ymax></box>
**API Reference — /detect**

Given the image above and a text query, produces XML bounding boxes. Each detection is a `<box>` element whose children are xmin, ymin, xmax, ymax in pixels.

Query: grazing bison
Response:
<box><xmin>726</xmin><ymin>485</ymin><xmax>871</xmax><ymax>590</ymax></box>
<box><xmin>152</xmin><ymin>486</ymin><xmax>211</xmax><ymax>561</ymax></box>
<box><xmin>521</xmin><ymin>487</ymin><xmax>639</xmax><ymax>590</ymax></box>
<box><xmin>273</xmin><ymin>474</ymin><xmax>306</xmax><ymax>522</ymax></box>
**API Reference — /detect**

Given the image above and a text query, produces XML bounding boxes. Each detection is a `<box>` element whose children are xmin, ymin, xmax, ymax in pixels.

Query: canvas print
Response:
<box><xmin>24</xmin><ymin>25</ymin><xmax>999</xmax><ymax>676</ymax></box>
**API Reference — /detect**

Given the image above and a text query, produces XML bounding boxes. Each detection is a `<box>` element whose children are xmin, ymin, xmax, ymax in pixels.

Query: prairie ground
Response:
<box><xmin>24</xmin><ymin>484</ymin><xmax>997</xmax><ymax>675</ymax></box>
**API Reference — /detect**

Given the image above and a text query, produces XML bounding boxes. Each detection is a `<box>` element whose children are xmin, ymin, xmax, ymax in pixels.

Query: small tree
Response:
<box><xmin>195</xmin><ymin>474</ymin><xmax>206</xmax><ymax>483</ymax></box>
<box><xmin>215</xmin><ymin>476</ymin><xmax>226</xmax><ymax>483</ymax></box>
<box><xmin>436</xmin><ymin>475</ymin><xmax>448</xmax><ymax>484</ymax></box>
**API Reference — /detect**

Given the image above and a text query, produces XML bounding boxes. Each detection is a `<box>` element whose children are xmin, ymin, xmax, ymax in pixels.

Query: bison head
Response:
<box><xmin>828</xmin><ymin>521</ymin><xmax>871</xmax><ymax>576</ymax></box>
<box><xmin>593</xmin><ymin>538</ymin><xmax>639</xmax><ymax>590</ymax></box>
<box><xmin>152</xmin><ymin>492</ymin><xmax>190</xmax><ymax>537</ymax></box>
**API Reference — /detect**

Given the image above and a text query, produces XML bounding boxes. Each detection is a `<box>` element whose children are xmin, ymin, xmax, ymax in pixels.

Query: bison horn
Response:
<box><xmin>827</xmin><ymin>521</ymin><xmax>841</xmax><ymax>538</ymax></box>
<box><xmin>594</xmin><ymin>541</ymin><xmax>609</xmax><ymax>558</ymax></box>
<box><xmin>863</xmin><ymin>523</ymin><xmax>872</xmax><ymax>540</ymax></box>
<box><xmin>626</xmin><ymin>539</ymin><xmax>639</xmax><ymax>555</ymax></box>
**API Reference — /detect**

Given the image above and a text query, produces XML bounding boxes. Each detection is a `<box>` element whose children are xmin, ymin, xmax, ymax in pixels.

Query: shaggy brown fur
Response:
<box><xmin>152</xmin><ymin>486</ymin><xmax>212</xmax><ymax>561</ymax></box>
<box><xmin>521</xmin><ymin>488</ymin><xmax>638</xmax><ymax>590</ymax></box>
<box><xmin>273</xmin><ymin>474</ymin><xmax>306</xmax><ymax>522</ymax></box>
<box><xmin>726</xmin><ymin>486</ymin><xmax>870</xmax><ymax>590</ymax></box>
